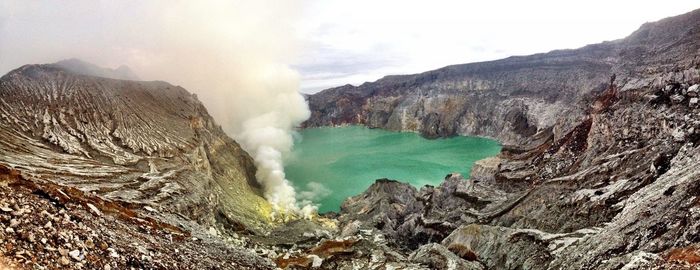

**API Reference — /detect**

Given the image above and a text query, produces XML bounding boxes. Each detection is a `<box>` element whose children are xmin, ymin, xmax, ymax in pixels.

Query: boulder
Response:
<box><xmin>670</xmin><ymin>94</ymin><xmax>685</xmax><ymax>104</ymax></box>
<box><xmin>409</xmin><ymin>243</ymin><xmax>484</xmax><ymax>270</ymax></box>
<box><xmin>469</xmin><ymin>157</ymin><xmax>501</xmax><ymax>182</ymax></box>
<box><xmin>688</xmin><ymin>84</ymin><xmax>699</xmax><ymax>97</ymax></box>
<box><xmin>441</xmin><ymin>224</ymin><xmax>551</xmax><ymax>270</ymax></box>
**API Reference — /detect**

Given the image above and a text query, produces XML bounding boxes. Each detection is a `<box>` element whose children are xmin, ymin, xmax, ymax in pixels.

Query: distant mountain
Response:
<box><xmin>51</xmin><ymin>58</ymin><xmax>140</xmax><ymax>80</ymax></box>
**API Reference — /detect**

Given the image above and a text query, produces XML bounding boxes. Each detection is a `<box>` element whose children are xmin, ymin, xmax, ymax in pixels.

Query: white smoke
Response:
<box><xmin>298</xmin><ymin>182</ymin><xmax>333</xmax><ymax>202</ymax></box>
<box><xmin>234</xmin><ymin>64</ymin><xmax>313</xmax><ymax>219</ymax></box>
<box><xmin>0</xmin><ymin>0</ymin><xmax>316</xmax><ymax>218</ymax></box>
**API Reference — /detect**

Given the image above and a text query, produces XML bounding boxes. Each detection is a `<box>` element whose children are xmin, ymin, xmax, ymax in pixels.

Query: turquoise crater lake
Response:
<box><xmin>285</xmin><ymin>126</ymin><xmax>501</xmax><ymax>213</ymax></box>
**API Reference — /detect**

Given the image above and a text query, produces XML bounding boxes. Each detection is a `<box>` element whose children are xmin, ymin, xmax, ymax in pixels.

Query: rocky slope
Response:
<box><xmin>3</xmin><ymin>8</ymin><xmax>700</xmax><ymax>270</ymax></box>
<box><xmin>0</xmin><ymin>61</ymin><xmax>281</xmax><ymax>269</ymax></box>
<box><xmin>301</xmin><ymin>8</ymin><xmax>700</xmax><ymax>270</ymax></box>
<box><xmin>0</xmin><ymin>164</ymin><xmax>276</xmax><ymax>269</ymax></box>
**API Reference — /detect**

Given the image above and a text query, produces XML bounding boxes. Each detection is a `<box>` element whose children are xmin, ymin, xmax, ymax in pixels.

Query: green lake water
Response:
<box><xmin>285</xmin><ymin>126</ymin><xmax>501</xmax><ymax>213</ymax></box>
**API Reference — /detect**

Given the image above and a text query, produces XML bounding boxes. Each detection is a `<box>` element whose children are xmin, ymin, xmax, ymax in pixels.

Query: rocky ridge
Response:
<box><xmin>0</xmin><ymin>61</ymin><xmax>286</xmax><ymax>269</ymax></box>
<box><xmin>304</xmin><ymin>9</ymin><xmax>700</xmax><ymax>147</ymax></box>
<box><xmin>0</xmin><ymin>61</ymin><xmax>271</xmax><ymax>233</ymax></box>
<box><xmin>2</xmin><ymin>8</ymin><xmax>700</xmax><ymax>270</ymax></box>
<box><xmin>299</xmin><ymin>8</ymin><xmax>700</xmax><ymax>270</ymax></box>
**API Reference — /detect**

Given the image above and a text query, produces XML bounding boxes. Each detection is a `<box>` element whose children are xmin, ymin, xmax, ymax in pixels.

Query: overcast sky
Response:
<box><xmin>1</xmin><ymin>1</ymin><xmax>699</xmax><ymax>94</ymax></box>
<box><xmin>293</xmin><ymin>0</ymin><xmax>700</xmax><ymax>93</ymax></box>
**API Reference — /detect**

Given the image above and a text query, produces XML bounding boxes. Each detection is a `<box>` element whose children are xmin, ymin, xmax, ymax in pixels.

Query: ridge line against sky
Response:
<box><xmin>1</xmin><ymin>1</ymin><xmax>700</xmax><ymax>94</ymax></box>
<box><xmin>293</xmin><ymin>0</ymin><xmax>700</xmax><ymax>93</ymax></box>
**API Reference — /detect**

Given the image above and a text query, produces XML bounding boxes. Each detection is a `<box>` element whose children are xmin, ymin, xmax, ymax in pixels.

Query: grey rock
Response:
<box><xmin>0</xmin><ymin>62</ymin><xmax>269</xmax><ymax>233</ymax></box>
<box><xmin>441</xmin><ymin>224</ymin><xmax>551</xmax><ymax>270</ymax></box>
<box><xmin>408</xmin><ymin>243</ymin><xmax>483</xmax><ymax>270</ymax></box>
<box><xmin>688</xmin><ymin>84</ymin><xmax>699</xmax><ymax>97</ymax></box>
<box><xmin>339</xmin><ymin>221</ymin><xmax>361</xmax><ymax>238</ymax></box>
<box><xmin>51</xmin><ymin>58</ymin><xmax>139</xmax><ymax>81</ymax></box>
<box><xmin>670</xmin><ymin>94</ymin><xmax>685</xmax><ymax>104</ymax></box>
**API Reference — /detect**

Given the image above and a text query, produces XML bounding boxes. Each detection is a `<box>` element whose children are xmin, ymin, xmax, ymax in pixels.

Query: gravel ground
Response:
<box><xmin>0</xmin><ymin>166</ymin><xmax>275</xmax><ymax>270</ymax></box>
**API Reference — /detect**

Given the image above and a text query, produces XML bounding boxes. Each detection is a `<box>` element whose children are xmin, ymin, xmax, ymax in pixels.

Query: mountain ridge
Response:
<box><xmin>296</xmin><ymin>7</ymin><xmax>700</xmax><ymax>270</ymax></box>
<box><xmin>304</xmin><ymin>8</ymin><xmax>700</xmax><ymax>146</ymax></box>
<box><xmin>2</xmin><ymin>7</ymin><xmax>700</xmax><ymax>270</ymax></box>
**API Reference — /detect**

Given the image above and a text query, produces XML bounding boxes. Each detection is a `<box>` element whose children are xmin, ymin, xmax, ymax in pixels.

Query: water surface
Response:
<box><xmin>285</xmin><ymin>126</ymin><xmax>501</xmax><ymax>213</ymax></box>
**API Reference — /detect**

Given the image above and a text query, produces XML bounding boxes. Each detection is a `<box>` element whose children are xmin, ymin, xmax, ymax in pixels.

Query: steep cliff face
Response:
<box><xmin>334</xmin><ymin>76</ymin><xmax>700</xmax><ymax>269</ymax></box>
<box><xmin>304</xmin><ymin>8</ymin><xmax>700</xmax><ymax>270</ymax></box>
<box><xmin>304</xmin><ymin>9</ymin><xmax>700</xmax><ymax>147</ymax></box>
<box><xmin>0</xmin><ymin>62</ymin><xmax>271</xmax><ymax>233</ymax></box>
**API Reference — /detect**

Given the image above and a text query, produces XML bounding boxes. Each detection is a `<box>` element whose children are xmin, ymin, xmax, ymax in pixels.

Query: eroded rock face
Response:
<box><xmin>327</xmin><ymin>8</ymin><xmax>700</xmax><ymax>270</ymax></box>
<box><xmin>338</xmin><ymin>174</ymin><xmax>516</xmax><ymax>250</ymax></box>
<box><xmin>304</xmin><ymin>9</ymin><xmax>700</xmax><ymax>147</ymax></box>
<box><xmin>408</xmin><ymin>243</ymin><xmax>484</xmax><ymax>270</ymax></box>
<box><xmin>548</xmin><ymin>143</ymin><xmax>700</xmax><ymax>269</ymax></box>
<box><xmin>0</xmin><ymin>63</ymin><xmax>271</xmax><ymax>233</ymax></box>
<box><xmin>440</xmin><ymin>224</ymin><xmax>551</xmax><ymax>269</ymax></box>
<box><xmin>335</xmin><ymin>78</ymin><xmax>700</xmax><ymax>269</ymax></box>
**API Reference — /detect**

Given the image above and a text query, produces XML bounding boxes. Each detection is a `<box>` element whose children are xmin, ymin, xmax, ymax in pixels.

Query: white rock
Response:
<box><xmin>308</xmin><ymin>254</ymin><xmax>323</xmax><ymax>268</ymax></box>
<box><xmin>620</xmin><ymin>251</ymin><xmax>661</xmax><ymax>270</ymax></box>
<box><xmin>688</xmin><ymin>84</ymin><xmax>699</xmax><ymax>96</ymax></box>
<box><xmin>690</xmin><ymin>97</ymin><xmax>698</xmax><ymax>106</ymax></box>
<box><xmin>86</xmin><ymin>203</ymin><xmax>101</xmax><ymax>216</ymax></box>
<box><xmin>107</xmin><ymin>248</ymin><xmax>119</xmax><ymax>258</ymax></box>
<box><xmin>673</xmin><ymin>129</ymin><xmax>686</xmax><ymax>142</ymax></box>
<box><xmin>670</xmin><ymin>94</ymin><xmax>685</xmax><ymax>104</ymax></box>
<box><xmin>68</xmin><ymin>250</ymin><xmax>82</xmax><ymax>261</ymax></box>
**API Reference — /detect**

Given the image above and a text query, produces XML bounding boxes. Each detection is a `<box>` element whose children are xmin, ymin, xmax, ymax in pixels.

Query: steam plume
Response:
<box><xmin>0</xmin><ymin>0</ymin><xmax>314</xmax><ymax>218</ymax></box>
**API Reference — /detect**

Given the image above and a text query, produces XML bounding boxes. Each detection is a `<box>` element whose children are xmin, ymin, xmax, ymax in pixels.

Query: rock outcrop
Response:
<box><xmin>310</xmin><ymin>8</ymin><xmax>700</xmax><ymax>270</ymax></box>
<box><xmin>304</xmin><ymin>9</ymin><xmax>700</xmax><ymax>147</ymax></box>
<box><xmin>0</xmin><ymin>63</ymin><xmax>272</xmax><ymax>233</ymax></box>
